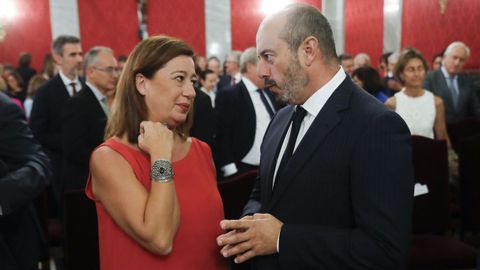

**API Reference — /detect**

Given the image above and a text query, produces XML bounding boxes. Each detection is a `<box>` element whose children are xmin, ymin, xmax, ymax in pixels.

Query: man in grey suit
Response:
<box><xmin>424</xmin><ymin>41</ymin><xmax>480</xmax><ymax>123</ymax></box>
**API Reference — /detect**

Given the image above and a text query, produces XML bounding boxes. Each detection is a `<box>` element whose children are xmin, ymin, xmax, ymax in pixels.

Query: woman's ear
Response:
<box><xmin>135</xmin><ymin>74</ymin><xmax>147</xmax><ymax>96</ymax></box>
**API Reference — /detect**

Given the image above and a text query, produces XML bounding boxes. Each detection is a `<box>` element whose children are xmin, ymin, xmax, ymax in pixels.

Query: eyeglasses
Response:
<box><xmin>93</xmin><ymin>66</ymin><xmax>121</xmax><ymax>75</ymax></box>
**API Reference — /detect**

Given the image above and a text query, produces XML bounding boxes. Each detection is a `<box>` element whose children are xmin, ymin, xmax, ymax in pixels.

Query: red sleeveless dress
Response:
<box><xmin>86</xmin><ymin>138</ymin><xmax>227</xmax><ymax>270</ymax></box>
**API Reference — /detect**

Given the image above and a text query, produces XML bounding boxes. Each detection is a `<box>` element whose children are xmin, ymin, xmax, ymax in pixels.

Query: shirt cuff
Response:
<box><xmin>277</xmin><ymin>229</ymin><xmax>281</xmax><ymax>252</ymax></box>
<box><xmin>0</xmin><ymin>205</ymin><xmax>3</xmax><ymax>216</ymax></box>
<box><xmin>221</xmin><ymin>163</ymin><xmax>238</xmax><ymax>177</ymax></box>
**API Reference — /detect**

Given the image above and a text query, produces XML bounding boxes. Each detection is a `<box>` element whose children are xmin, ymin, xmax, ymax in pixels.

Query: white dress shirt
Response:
<box><xmin>59</xmin><ymin>70</ymin><xmax>82</xmax><ymax>96</ymax></box>
<box><xmin>272</xmin><ymin>66</ymin><xmax>346</xmax><ymax>186</ymax></box>
<box><xmin>274</xmin><ymin>66</ymin><xmax>346</xmax><ymax>253</ymax></box>
<box><xmin>201</xmin><ymin>87</ymin><xmax>216</xmax><ymax>108</ymax></box>
<box><xmin>241</xmin><ymin>77</ymin><xmax>273</xmax><ymax>166</ymax></box>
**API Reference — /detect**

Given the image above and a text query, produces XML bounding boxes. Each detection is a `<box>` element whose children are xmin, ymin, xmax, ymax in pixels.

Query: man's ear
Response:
<box><xmin>52</xmin><ymin>52</ymin><xmax>63</xmax><ymax>65</ymax></box>
<box><xmin>299</xmin><ymin>36</ymin><xmax>319</xmax><ymax>67</ymax></box>
<box><xmin>135</xmin><ymin>74</ymin><xmax>147</xmax><ymax>95</ymax></box>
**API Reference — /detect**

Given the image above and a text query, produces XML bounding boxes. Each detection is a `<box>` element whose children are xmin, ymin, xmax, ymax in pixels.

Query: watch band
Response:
<box><xmin>151</xmin><ymin>159</ymin><xmax>174</xmax><ymax>183</ymax></box>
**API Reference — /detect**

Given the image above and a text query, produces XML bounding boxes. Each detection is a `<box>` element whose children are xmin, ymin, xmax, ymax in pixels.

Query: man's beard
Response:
<box><xmin>275</xmin><ymin>56</ymin><xmax>309</xmax><ymax>104</ymax></box>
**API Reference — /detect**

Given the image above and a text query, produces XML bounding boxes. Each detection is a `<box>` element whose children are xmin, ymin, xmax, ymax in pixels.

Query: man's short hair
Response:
<box><xmin>280</xmin><ymin>4</ymin><xmax>337</xmax><ymax>62</ymax></box>
<box><xmin>227</xmin><ymin>51</ymin><xmax>242</xmax><ymax>63</ymax></box>
<box><xmin>240</xmin><ymin>47</ymin><xmax>258</xmax><ymax>73</ymax></box>
<box><xmin>18</xmin><ymin>52</ymin><xmax>32</xmax><ymax>67</ymax></box>
<box><xmin>354</xmin><ymin>53</ymin><xmax>371</xmax><ymax>66</ymax></box>
<box><xmin>338</xmin><ymin>53</ymin><xmax>353</xmax><ymax>62</ymax></box>
<box><xmin>444</xmin><ymin>41</ymin><xmax>470</xmax><ymax>58</ymax></box>
<box><xmin>83</xmin><ymin>46</ymin><xmax>113</xmax><ymax>70</ymax></box>
<box><xmin>52</xmin><ymin>35</ymin><xmax>81</xmax><ymax>56</ymax></box>
<box><xmin>200</xmin><ymin>69</ymin><xmax>215</xmax><ymax>80</ymax></box>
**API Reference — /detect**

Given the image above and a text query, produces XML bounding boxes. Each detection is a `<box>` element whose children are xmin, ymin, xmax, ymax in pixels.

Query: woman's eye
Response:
<box><xmin>191</xmin><ymin>79</ymin><xmax>198</xmax><ymax>85</ymax></box>
<box><xmin>175</xmin><ymin>76</ymin><xmax>185</xmax><ymax>82</ymax></box>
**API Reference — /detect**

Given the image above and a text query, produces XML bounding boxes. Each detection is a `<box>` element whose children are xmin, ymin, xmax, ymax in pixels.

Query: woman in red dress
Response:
<box><xmin>86</xmin><ymin>36</ymin><xmax>227</xmax><ymax>270</ymax></box>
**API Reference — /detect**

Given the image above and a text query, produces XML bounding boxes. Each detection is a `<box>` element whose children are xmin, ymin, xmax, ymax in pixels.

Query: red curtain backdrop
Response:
<box><xmin>78</xmin><ymin>0</ymin><xmax>139</xmax><ymax>59</ymax></box>
<box><xmin>402</xmin><ymin>0</ymin><xmax>480</xmax><ymax>70</ymax></box>
<box><xmin>0</xmin><ymin>0</ymin><xmax>52</xmax><ymax>71</ymax></box>
<box><xmin>344</xmin><ymin>0</ymin><xmax>384</xmax><ymax>67</ymax></box>
<box><xmin>148</xmin><ymin>0</ymin><xmax>206</xmax><ymax>56</ymax></box>
<box><xmin>231</xmin><ymin>0</ymin><xmax>322</xmax><ymax>52</ymax></box>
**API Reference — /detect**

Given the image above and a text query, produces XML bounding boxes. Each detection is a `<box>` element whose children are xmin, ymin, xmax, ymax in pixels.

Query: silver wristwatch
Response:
<box><xmin>151</xmin><ymin>159</ymin><xmax>174</xmax><ymax>183</ymax></box>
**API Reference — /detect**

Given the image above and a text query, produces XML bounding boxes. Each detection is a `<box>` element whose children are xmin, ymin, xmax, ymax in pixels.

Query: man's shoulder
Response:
<box><xmin>36</xmin><ymin>75</ymin><xmax>64</xmax><ymax>96</ymax></box>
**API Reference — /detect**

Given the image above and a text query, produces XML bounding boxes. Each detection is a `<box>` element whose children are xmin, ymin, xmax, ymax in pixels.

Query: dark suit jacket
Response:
<box><xmin>217</xmin><ymin>74</ymin><xmax>232</xmax><ymax>92</ymax></box>
<box><xmin>30</xmin><ymin>74</ymin><xmax>72</xmax><ymax>153</ymax></box>
<box><xmin>190</xmin><ymin>87</ymin><xmax>217</xmax><ymax>150</ymax></box>
<box><xmin>62</xmin><ymin>85</ymin><xmax>107</xmax><ymax>190</ymax></box>
<box><xmin>0</xmin><ymin>92</ymin><xmax>50</xmax><ymax>269</ymax></box>
<box><xmin>244</xmin><ymin>77</ymin><xmax>414</xmax><ymax>269</ymax></box>
<box><xmin>424</xmin><ymin>69</ymin><xmax>480</xmax><ymax>123</ymax></box>
<box><xmin>215</xmin><ymin>80</ymin><xmax>280</xmax><ymax>169</ymax></box>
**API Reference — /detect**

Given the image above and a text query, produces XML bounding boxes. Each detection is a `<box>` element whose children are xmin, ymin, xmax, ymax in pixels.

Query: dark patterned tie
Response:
<box><xmin>70</xmin><ymin>82</ymin><xmax>77</xmax><ymax>96</ymax></box>
<box><xmin>275</xmin><ymin>106</ymin><xmax>307</xmax><ymax>181</ymax></box>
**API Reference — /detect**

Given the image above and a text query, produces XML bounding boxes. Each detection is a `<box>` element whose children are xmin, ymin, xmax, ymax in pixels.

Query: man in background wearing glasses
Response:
<box><xmin>62</xmin><ymin>46</ymin><xmax>118</xmax><ymax>191</ymax></box>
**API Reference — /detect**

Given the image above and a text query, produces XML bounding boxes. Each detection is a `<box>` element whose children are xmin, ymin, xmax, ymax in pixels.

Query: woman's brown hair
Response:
<box><xmin>394</xmin><ymin>47</ymin><xmax>429</xmax><ymax>84</ymax></box>
<box><xmin>105</xmin><ymin>35</ymin><xmax>195</xmax><ymax>143</ymax></box>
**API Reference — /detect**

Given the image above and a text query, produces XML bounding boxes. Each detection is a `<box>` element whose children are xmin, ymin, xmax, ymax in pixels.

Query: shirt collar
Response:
<box><xmin>59</xmin><ymin>69</ymin><xmax>80</xmax><ymax>87</ymax></box>
<box><xmin>234</xmin><ymin>72</ymin><xmax>242</xmax><ymax>83</ymax></box>
<box><xmin>301</xmin><ymin>66</ymin><xmax>346</xmax><ymax>118</ymax></box>
<box><xmin>86</xmin><ymin>81</ymin><xmax>107</xmax><ymax>102</ymax></box>
<box><xmin>242</xmin><ymin>77</ymin><xmax>259</xmax><ymax>92</ymax></box>
<box><xmin>441</xmin><ymin>65</ymin><xmax>457</xmax><ymax>80</ymax></box>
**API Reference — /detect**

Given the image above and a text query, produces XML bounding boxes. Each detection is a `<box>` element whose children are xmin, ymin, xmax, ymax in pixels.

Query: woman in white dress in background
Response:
<box><xmin>385</xmin><ymin>48</ymin><xmax>451</xmax><ymax>148</ymax></box>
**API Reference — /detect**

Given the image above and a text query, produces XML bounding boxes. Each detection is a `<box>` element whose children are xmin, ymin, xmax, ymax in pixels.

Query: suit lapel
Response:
<box><xmin>436</xmin><ymin>71</ymin><xmax>455</xmax><ymax>111</ymax></box>
<box><xmin>261</xmin><ymin>106</ymin><xmax>295</xmax><ymax>205</ymax></box>
<box><xmin>265</xmin><ymin>79</ymin><xmax>352</xmax><ymax>211</ymax></box>
<box><xmin>83</xmin><ymin>85</ymin><xmax>108</xmax><ymax>118</ymax></box>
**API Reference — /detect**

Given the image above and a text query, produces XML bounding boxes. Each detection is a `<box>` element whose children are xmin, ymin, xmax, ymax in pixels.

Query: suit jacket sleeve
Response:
<box><xmin>278</xmin><ymin>110</ymin><xmax>413</xmax><ymax>269</ymax></box>
<box><xmin>215</xmin><ymin>90</ymin><xmax>236</xmax><ymax>167</ymax></box>
<box><xmin>30</xmin><ymin>85</ymin><xmax>62</xmax><ymax>151</ymax></box>
<box><xmin>0</xmin><ymin>94</ymin><xmax>51</xmax><ymax>216</ymax></box>
<box><xmin>61</xmin><ymin>96</ymin><xmax>96</xmax><ymax>167</ymax></box>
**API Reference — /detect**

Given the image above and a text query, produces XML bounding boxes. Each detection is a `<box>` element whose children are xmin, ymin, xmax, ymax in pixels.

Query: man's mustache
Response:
<box><xmin>264</xmin><ymin>78</ymin><xmax>277</xmax><ymax>88</ymax></box>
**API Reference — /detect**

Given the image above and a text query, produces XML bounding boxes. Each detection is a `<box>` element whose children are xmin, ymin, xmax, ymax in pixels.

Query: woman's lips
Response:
<box><xmin>177</xmin><ymin>103</ymin><xmax>190</xmax><ymax>113</ymax></box>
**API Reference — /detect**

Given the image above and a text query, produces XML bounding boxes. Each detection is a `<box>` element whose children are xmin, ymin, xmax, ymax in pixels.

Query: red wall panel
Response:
<box><xmin>148</xmin><ymin>0</ymin><xmax>206</xmax><ymax>56</ymax></box>
<box><xmin>402</xmin><ymin>0</ymin><xmax>480</xmax><ymax>70</ymax></box>
<box><xmin>345</xmin><ymin>0</ymin><xmax>384</xmax><ymax>67</ymax></box>
<box><xmin>78</xmin><ymin>0</ymin><xmax>139</xmax><ymax>59</ymax></box>
<box><xmin>231</xmin><ymin>0</ymin><xmax>322</xmax><ymax>51</ymax></box>
<box><xmin>0</xmin><ymin>0</ymin><xmax>52</xmax><ymax>71</ymax></box>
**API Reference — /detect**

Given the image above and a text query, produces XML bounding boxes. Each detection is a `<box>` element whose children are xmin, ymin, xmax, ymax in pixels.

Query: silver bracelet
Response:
<box><xmin>151</xmin><ymin>159</ymin><xmax>174</xmax><ymax>183</ymax></box>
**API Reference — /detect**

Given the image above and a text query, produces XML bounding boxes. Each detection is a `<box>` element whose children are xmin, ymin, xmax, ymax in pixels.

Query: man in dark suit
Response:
<box><xmin>0</xmin><ymin>92</ymin><xmax>51</xmax><ymax>269</ymax></box>
<box><xmin>30</xmin><ymin>35</ymin><xmax>83</xmax><ymax>214</ymax></box>
<box><xmin>191</xmin><ymin>86</ymin><xmax>217</xmax><ymax>150</ymax></box>
<box><xmin>62</xmin><ymin>46</ymin><xmax>118</xmax><ymax>191</ymax></box>
<box><xmin>424</xmin><ymin>41</ymin><xmax>480</xmax><ymax>123</ymax></box>
<box><xmin>217</xmin><ymin>4</ymin><xmax>414</xmax><ymax>269</ymax></box>
<box><xmin>215</xmin><ymin>47</ymin><xmax>281</xmax><ymax>178</ymax></box>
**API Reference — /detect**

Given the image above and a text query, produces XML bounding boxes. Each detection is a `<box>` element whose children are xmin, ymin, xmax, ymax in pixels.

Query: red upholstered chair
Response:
<box><xmin>408</xmin><ymin>136</ymin><xmax>478</xmax><ymax>270</ymax></box>
<box><xmin>217</xmin><ymin>170</ymin><xmax>257</xmax><ymax>220</ymax></box>
<box><xmin>63</xmin><ymin>189</ymin><xmax>99</xmax><ymax>270</ymax></box>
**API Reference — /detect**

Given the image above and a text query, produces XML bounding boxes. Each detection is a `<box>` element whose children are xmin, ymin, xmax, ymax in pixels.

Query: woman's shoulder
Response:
<box><xmin>190</xmin><ymin>137</ymin><xmax>212</xmax><ymax>158</ymax></box>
